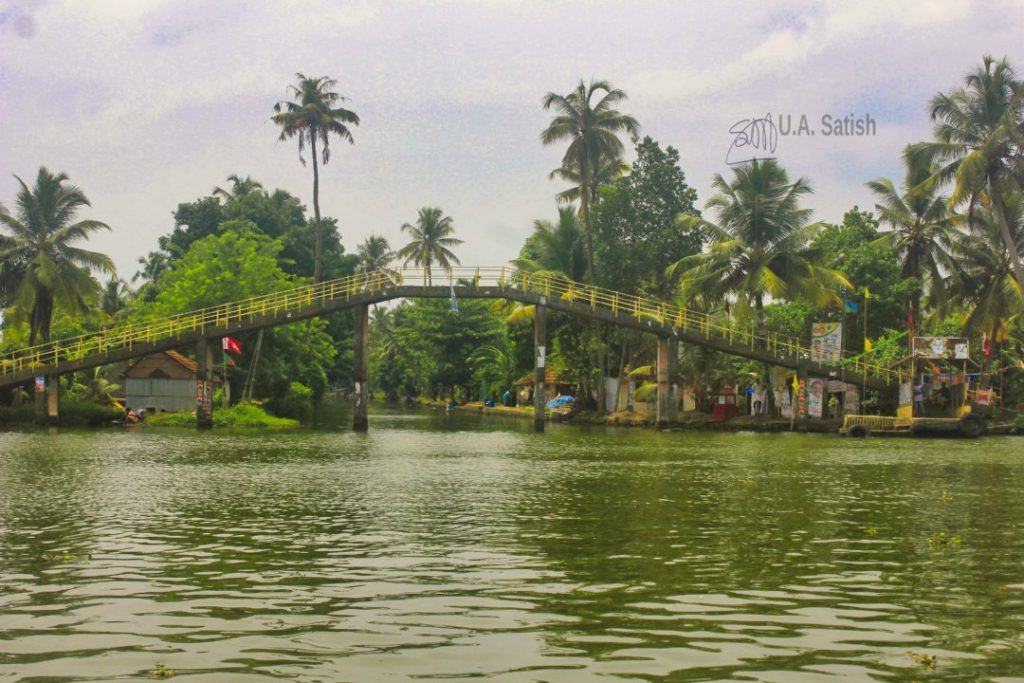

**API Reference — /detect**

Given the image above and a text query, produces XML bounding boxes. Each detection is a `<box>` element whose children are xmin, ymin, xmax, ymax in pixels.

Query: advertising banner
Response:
<box><xmin>912</xmin><ymin>336</ymin><xmax>969</xmax><ymax>360</ymax></box>
<box><xmin>811</xmin><ymin>322</ymin><xmax>843</xmax><ymax>363</ymax></box>
<box><xmin>807</xmin><ymin>377</ymin><xmax>825</xmax><ymax>418</ymax></box>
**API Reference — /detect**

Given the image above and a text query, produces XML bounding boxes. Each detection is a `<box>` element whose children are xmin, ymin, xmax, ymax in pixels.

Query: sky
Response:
<box><xmin>1</xmin><ymin>0</ymin><xmax>1023</xmax><ymax>281</ymax></box>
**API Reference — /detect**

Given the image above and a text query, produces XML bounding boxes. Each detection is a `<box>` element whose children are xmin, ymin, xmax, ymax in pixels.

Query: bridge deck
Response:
<box><xmin>0</xmin><ymin>267</ymin><xmax>900</xmax><ymax>391</ymax></box>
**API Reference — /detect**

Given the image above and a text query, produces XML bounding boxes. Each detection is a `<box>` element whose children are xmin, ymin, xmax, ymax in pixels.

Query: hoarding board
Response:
<box><xmin>811</xmin><ymin>322</ymin><xmax>842</xmax><ymax>363</ymax></box>
<box><xmin>912</xmin><ymin>336</ymin><xmax>969</xmax><ymax>360</ymax></box>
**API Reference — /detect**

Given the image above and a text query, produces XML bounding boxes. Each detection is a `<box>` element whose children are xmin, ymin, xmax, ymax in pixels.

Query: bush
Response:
<box><xmin>146</xmin><ymin>403</ymin><xmax>301</xmax><ymax>429</ymax></box>
<box><xmin>265</xmin><ymin>381</ymin><xmax>314</xmax><ymax>423</ymax></box>
<box><xmin>0</xmin><ymin>403</ymin><xmax>35</xmax><ymax>425</ymax></box>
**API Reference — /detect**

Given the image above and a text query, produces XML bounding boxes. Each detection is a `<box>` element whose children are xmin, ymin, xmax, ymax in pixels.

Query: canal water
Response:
<box><xmin>1</xmin><ymin>411</ymin><xmax>1023</xmax><ymax>682</ymax></box>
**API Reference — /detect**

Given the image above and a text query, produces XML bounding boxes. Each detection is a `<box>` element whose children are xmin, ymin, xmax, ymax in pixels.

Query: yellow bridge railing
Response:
<box><xmin>0</xmin><ymin>267</ymin><xmax>901</xmax><ymax>385</ymax></box>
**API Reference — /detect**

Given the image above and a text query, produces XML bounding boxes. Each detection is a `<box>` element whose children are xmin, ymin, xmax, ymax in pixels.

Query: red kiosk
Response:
<box><xmin>712</xmin><ymin>386</ymin><xmax>739</xmax><ymax>421</ymax></box>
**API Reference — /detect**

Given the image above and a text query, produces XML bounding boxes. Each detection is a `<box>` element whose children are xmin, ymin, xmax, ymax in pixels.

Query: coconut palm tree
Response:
<box><xmin>213</xmin><ymin>174</ymin><xmax>264</xmax><ymax>202</ymax></box>
<box><xmin>944</xmin><ymin>188</ymin><xmax>1024</xmax><ymax>342</ymax></box>
<box><xmin>541</xmin><ymin>79</ymin><xmax>639</xmax><ymax>282</ymax></box>
<box><xmin>356</xmin><ymin>235</ymin><xmax>395</xmax><ymax>275</ymax></box>
<box><xmin>867</xmin><ymin>157</ymin><xmax>957</xmax><ymax>334</ymax></box>
<box><xmin>100</xmin><ymin>277</ymin><xmax>130</xmax><ymax>317</ymax></box>
<box><xmin>0</xmin><ymin>168</ymin><xmax>114</xmax><ymax>345</ymax></box>
<box><xmin>396</xmin><ymin>207</ymin><xmax>462</xmax><ymax>285</ymax></box>
<box><xmin>670</xmin><ymin>159</ymin><xmax>849</xmax><ymax>340</ymax></box>
<box><xmin>272</xmin><ymin>73</ymin><xmax>360</xmax><ymax>282</ymax></box>
<box><xmin>907</xmin><ymin>55</ymin><xmax>1024</xmax><ymax>291</ymax></box>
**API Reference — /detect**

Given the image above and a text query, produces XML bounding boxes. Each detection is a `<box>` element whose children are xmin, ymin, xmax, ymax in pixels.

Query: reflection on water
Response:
<box><xmin>1</xmin><ymin>414</ymin><xmax>1023</xmax><ymax>681</ymax></box>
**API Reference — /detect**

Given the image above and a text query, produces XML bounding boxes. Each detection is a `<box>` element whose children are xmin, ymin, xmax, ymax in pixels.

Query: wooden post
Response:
<box><xmin>196</xmin><ymin>337</ymin><xmax>214</xmax><ymax>430</ymax></box>
<box><xmin>534</xmin><ymin>304</ymin><xmax>547</xmax><ymax>432</ymax></box>
<box><xmin>353</xmin><ymin>304</ymin><xmax>369</xmax><ymax>432</ymax></box>
<box><xmin>46</xmin><ymin>374</ymin><xmax>60</xmax><ymax>426</ymax></box>
<box><xmin>657</xmin><ymin>336</ymin><xmax>671</xmax><ymax>429</ymax></box>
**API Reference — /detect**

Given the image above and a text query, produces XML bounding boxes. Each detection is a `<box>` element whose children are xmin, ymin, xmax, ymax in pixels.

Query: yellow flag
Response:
<box><xmin>863</xmin><ymin>287</ymin><xmax>871</xmax><ymax>299</ymax></box>
<box><xmin>791</xmin><ymin>373</ymin><xmax>799</xmax><ymax>393</ymax></box>
<box><xmin>864</xmin><ymin>338</ymin><xmax>873</xmax><ymax>352</ymax></box>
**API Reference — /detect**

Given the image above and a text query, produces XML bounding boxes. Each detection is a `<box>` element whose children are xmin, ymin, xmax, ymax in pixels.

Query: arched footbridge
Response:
<box><xmin>0</xmin><ymin>267</ymin><xmax>901</xmax><ymax>430</ymax></box>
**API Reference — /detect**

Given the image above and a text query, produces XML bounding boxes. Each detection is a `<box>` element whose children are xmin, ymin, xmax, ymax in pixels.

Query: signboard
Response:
<box><xmin>536</xmin><ymin>344</ymin><xmax>546</xmax><ymax>369</ymax></box>
<box><xmin>807</xmin><ymin>378</ymin><xmax>825</xmax><ymax>418</ymax></box>
<box><xmin>811</xmin><ymin>323</ymin><xmax>843</xmax><ymax>363</ymax></box>
<box><xmin>913</xmin><ymin>336</ymin><xmax>969</xmax><ymax>360</ymax></box>
<box><xmin>34</xmin><ymin>376</ymin><xmax>46</xmax><ymax>394</ymax></box>
<box><xmin>797</xmin><ymin>379</ymin><xmax>807</xmax><ymax>417</ymax></box>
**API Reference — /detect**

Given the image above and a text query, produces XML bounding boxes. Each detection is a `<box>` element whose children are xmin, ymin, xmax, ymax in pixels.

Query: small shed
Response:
<box><xmin>124</xmin><ymin>350</ymin><xmax>220</xmax><ymax>412</ymax></box>
<box><xmin>711</xmin><ymin>386</ymin><xmax>739</xmax><ymax>421</ymax></box>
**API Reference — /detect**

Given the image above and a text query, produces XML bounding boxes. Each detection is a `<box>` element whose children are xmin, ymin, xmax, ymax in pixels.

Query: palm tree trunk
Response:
<box><xmin>310</xmin><ymin>129</ymin><xmax>322</xmax><ymax>283</ymax></box>
<box><xmin>991</xmin><ymin>181</ymin><xmax>1024</xmax><ymax>293</ymax></box>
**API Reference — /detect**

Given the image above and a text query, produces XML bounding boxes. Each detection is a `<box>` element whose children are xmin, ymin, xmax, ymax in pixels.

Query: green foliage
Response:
<box><xmin>266</xmin><ymin>381</ymin><xmax>314</xmax><ymax>423</ymax></box>
<box><xmin>145</xmin><ymin>403</ymin><xmax>301</xmax><ymax>429</ymax></box>
<box><xmin>0</xmin><ymin>167</ymin><xmax>114</xmax><ymax>344</ymax></box>
<box><xmin>58</xmin><ymin>397</ymin><xmax>125</xmax><ymax>427</ymax></box>
<box><xmin>592</xmin><ymin>136</ymin><xmax>701</xmax><ymax>296</ymax></box>
<box><xmin>811</xmin><ymin>207</ymin><xmax>919</xmax><ymax>347</ymax></box>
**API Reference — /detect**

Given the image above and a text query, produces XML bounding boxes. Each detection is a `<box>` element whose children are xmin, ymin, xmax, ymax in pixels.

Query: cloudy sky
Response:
<box><xmin>2</xmin><ymin>0</ymin><xmax>1022</xmax><ymax>280</ymax></box>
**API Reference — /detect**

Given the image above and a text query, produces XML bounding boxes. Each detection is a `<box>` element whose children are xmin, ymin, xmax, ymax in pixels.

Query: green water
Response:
<box><xmin>1</xmin><ymin>412</ymin><xmax>1023</xmax><ymax>682</ymax></box>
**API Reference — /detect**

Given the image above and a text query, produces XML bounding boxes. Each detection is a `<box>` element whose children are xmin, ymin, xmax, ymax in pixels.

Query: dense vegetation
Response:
<box><xmin>2</xmin><ymin>56</ymin><xmax>1023</xmax><ymax>421</ymax></box>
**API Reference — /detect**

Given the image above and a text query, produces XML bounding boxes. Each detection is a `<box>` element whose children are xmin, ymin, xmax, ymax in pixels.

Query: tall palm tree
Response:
<box><xmin>396</xmin><ymin>207</ymin><xmax>462</xmax><ymax>285</ymax></box>
<box><xmin>944</xmin><ymin>188</ymin><xmax>1024</xmax><ymax>342</ymax></box>
<box><xmin>356</xmin><ymin>235</ymin><xmax>395</xmax><ymax>275</ymax></box>
<box><xmin>0</xmin><ymin>168</ymin><xmax>114</xmax><ymax>345</ymax></box>
<box><xmin>213</xmin><ymin>174</ymin><xmax>264</xmax><ymax>202</ymax></box>
<box><xmin>670</xmin><ymin>159</ymin><xmax>849</xmax><ymax>339</ymax></box>
<box><xmin>867</xmin><ymin>157</ymin><xmax>957</xmax><ymax>334</ymax></box>
<box><xmin>541</xmin><ymin>79</ymin><xmax>639</xmax><ymax>282</ymax></box>
<box><xmin>907</xmin><ymin>55</ymin><xmax>1024</xmax><ymax>292</ymax></box>
<box><xmin>272</xmin><ymin>73</ymin><xmax>360</xmax><ymax>283</ymax></box>
<box><xmin>100</xmin><ymin>277</ymin><xmax>130</xmax><ymax>317</ymax></box>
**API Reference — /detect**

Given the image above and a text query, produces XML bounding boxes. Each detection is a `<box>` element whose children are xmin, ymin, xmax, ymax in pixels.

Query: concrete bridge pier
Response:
<box><xmin>533</xmin><ymin>303</ymin><xmax>547</xmax><ymax>433</ymax></box>
<box><xmin>656</xmin><ymin>336</ymin><xmax>677</xmax><ymax>429</ymax></box>
<box><xmin>196</xmin><ymin>337</ymin><xmax>214</xmax><ymax>429</ymax></box>
<box><xmin>353</xmin><ymin>304</ymin><xmax>369</xmax><ymax>432</ymax></box>
<box><xmin>46</xmin><ymin>375</ymin><xmax>60</xmax><ymax>425</ymax></box>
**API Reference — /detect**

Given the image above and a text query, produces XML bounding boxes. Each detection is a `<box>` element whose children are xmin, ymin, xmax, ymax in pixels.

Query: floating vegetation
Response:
<box><xmin>927</xmin><ymin>531</ymin><xmax>961</xmax><ymax>548</ymax></box>
<box><xmin>150</xmin><ymin>663</ymin><xmax>174</xmax><ymax>679</ymax></box>
<box><xmin>865</xmin><ymin>525</ymin><xmax>878</xmax><ymax>537</ymax></box>
<box><xmin>939</xmin><ymin>490</ymin><xmax>953</xmax><ymax>503</ymax></box>
<box><xmin>908</xmin><ymin>651</ymin><xmax>937</xmax><ymax>669</ymax></box>
<box><xmin>41</xmin><ymin>553</ymin><xmax>76</xmax><ymax>562</ymax></box>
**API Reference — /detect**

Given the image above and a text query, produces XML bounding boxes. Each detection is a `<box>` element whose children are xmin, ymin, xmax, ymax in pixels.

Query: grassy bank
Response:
<box><xmin>145</xmin><ymin>403</ymin><xmax>301</xmax><ymax>429</ymax></box>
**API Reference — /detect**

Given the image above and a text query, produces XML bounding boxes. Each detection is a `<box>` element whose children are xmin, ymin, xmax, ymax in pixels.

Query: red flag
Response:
<box><xmin>222</xmin><ymin>337</ymin><xmax>242</xmax><ymax>354</ymax></box>
<box><xmin>982</xmin><ymin>333</ymin><xmax>992</xmax><ymax>358</ymax></box>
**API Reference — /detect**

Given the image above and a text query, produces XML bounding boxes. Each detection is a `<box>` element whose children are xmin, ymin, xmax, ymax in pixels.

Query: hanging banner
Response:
<box><xmin>912</xmin><ymin>336</ymin><xmax>969</xmax><ymax>360</ymax></box>
<box><xmin>798</xmin><ymin>379</ymin><xmax>807</xmax><ymax>417</ymax></box>
<box><xmin>779</xmin><ymin>384</ymin><xmax>792</xmax><ymax>418</ymax></box>
<box><xmin>807</xmin><ymin>378</ymin><xmax>825</xmax><ymax>418</ymax></box>
<box><xmin>811</xmin><ymin>323</ymin><xmax>843</xmax><ymax>363</ymax></box>
<box><xmin>34</xmin><ymin>376</ymin><xmax>46</xmax><ymax>393</ymax></box>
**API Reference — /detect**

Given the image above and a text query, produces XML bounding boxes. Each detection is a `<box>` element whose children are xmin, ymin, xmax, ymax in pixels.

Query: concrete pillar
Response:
<box><xmin>196</xmin><ymin>337</ymin><xmax>214</xmax><ymax>429</ymax></box>
<box><xmin>533</xmin><ymin>304</ymin><xmax>547</xmax><ymax>433</ymax></box>
<box><xmin>46</xmin><ymin>375</ymin><xmax>60</xmax><ymax>425</ymax></box>
<box><xmin>33</xmin><ymin>376</ymin><xmax>46</xmax><ymax>424</ymax></box>
<box><xmin>668</xmin><ymin>338</ymin><xmax>679</xmax><ymax>425</ymax></box>
<box><xmin>353</xmin><ymin>304</ymin><xmax>369</xmax><ymax>432</ymax></box>
<box><xmin>657</xmin><ymin>336</ymin><xmax>672</xmax><ymax>429</ymax></box>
